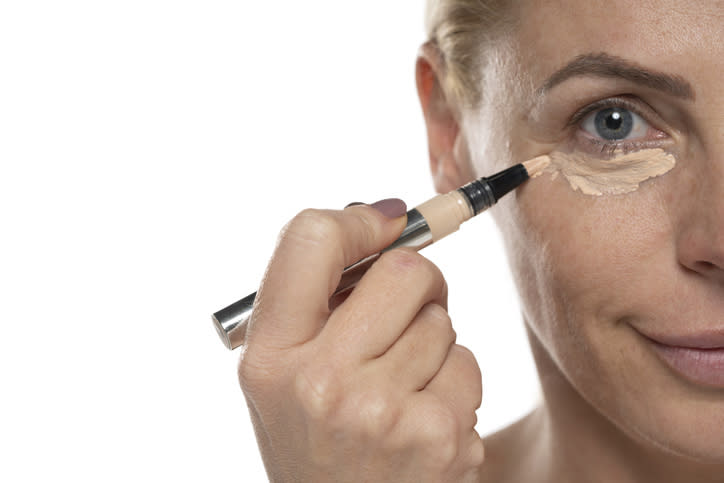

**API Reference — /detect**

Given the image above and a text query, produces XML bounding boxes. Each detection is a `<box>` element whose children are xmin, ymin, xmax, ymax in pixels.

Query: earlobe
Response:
<box><xmin>416</xmin><ymin>43</ymin><xmax>474</xmax><ymax>194</ymax></box>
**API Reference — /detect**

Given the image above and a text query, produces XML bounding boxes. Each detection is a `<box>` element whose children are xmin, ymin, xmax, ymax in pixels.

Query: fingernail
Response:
<box><xmin>370</xmin><ymin>198</ymin><xmax>407</xmax><ymax>218</ymax></box>
<box><xmin>344</xmin><ymin>202</ymin><xmax>365</xmax><ymax>208</ymax></box>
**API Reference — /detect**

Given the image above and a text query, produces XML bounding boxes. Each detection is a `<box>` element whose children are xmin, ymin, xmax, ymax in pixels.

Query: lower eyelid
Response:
<box><xmin>572</xmin><ymin>130</ymin><xmax>668</xmax><ymax>157</ymax></box>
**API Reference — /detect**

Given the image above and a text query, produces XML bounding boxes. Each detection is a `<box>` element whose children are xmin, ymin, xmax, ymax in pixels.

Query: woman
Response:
<box><xmin>238</xmin><ymin>0</ymin><xmax>724</xmax><ymax>481</ymax></box>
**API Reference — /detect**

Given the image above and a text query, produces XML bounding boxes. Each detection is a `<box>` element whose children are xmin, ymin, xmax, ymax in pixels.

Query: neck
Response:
<box><xmin>521</xmin><ymin>326</ymin><xmax>724</xmax><ymax>483</ymax></box>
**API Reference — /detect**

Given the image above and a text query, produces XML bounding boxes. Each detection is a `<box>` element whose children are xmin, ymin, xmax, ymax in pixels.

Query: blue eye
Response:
<box><xmin>582</xmin><ymin>107</ymin><xmax>648</xmax><ymax>141</ymax></box>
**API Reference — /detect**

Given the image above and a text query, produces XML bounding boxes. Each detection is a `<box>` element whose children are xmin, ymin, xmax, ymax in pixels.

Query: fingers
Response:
<box><xmin>236</xmin><ymin>197</ymin><xmax>489</xmax><ymax>482</ymax></box>
<box><xmin>326</xmin><ymin>248</ymin><xmax>448</xmax><ymax>360</ymax></box>
<box><xmin>371</xmin><ymin>302</ymin><xmax>456</xmax><ymax>391</ymax></box>
<box><xmin>425</xmin><ymin>344</ymin><xmax>483</xmax><ymax>431</ymax></box>
<box><xmin>250</xmin><ymin>201</ymin><xmax>407</xmax><ymax>348</ymax></box>
<box><xmin>461</xmin><ymin>430</ymin><xmax>486</xmax><ymax>474</ymax></box>
<box><xmin>395</xmin><ymin>385</ymin><xmax>485</xmax><ymax>474</ymax></box>
<box><xmin>392</xmin><ymin>344</ymin><xmax>484</xmax><ymax>474</ymax></box>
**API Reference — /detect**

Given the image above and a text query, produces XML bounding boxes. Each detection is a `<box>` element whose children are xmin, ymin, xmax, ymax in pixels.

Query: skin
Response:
<box><xmin>547</xmin><ymin>149</ymin><xmax>676</xmax><ymax>196</ymax></box>
<box><xmin>421</xmin><ymin>0</ymin><xmax>724</xmax><ymax>481</ymax></box>
<box><xmin>239</xmin><ymin>0</ymin><xmax>724</xmax><ymax>481</ymax></box>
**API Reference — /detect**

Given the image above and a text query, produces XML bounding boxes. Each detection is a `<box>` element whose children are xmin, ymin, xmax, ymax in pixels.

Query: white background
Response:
<box><xmin>0</xmin><ymin>1</ymin><xmax>538</xmax><ymax>481</ymax></box>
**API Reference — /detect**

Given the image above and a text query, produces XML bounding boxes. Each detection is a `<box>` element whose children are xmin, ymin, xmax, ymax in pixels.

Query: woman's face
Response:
<box><xmin>461</xmin><ymin>0</ymin><xmax>724</xmax><ymax>461</ymax></box>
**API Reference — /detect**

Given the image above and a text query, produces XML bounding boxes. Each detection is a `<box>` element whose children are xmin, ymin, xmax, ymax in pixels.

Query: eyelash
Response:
<box><xmin>568</xmin><ymin>96</ymin><xmax>667</xmax><ymax>157</ymax></box>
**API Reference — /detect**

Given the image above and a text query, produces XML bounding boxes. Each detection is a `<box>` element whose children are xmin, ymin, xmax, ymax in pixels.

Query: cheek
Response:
<box><xmin>493</xmin><ymin>176</ymin><xmax>683</xmax><ymax>448</ymax></box>
<box><xmin>494</xmin><ymin>172</ymin><xmax>675</xmax><ymax>360</ymax></box>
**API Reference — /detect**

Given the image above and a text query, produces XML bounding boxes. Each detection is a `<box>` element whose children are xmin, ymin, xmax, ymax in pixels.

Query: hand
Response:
<box><xmin>239</xmin><ymin>200</ymin><xmax>484</xmax><ymax>482</ymax></box>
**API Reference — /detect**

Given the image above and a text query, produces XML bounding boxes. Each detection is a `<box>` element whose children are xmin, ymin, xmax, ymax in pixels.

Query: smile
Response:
<box><xmin>640</xmin><ymin>330</ymin><xmax>724</xmax><ymax>388</ymax></box>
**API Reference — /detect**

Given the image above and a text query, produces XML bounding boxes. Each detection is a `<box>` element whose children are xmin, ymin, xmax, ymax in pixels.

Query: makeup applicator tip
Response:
<box><xmin>523</xmin><ymin>154</ymin><xmax>551</xmax><ymax>179</ymax></box>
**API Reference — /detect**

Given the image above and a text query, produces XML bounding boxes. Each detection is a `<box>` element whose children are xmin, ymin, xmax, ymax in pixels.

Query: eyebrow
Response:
<box><xmin>537</xmin><ymin>52</ymin><xmax>694</xmax><ymax>100</ymax></box>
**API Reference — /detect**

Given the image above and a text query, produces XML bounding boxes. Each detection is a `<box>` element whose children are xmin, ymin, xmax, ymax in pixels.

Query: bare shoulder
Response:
<box><xmin>477</xmin><ymin>406</ymin><xmax>546</xmax><ymax>483</ymax></box>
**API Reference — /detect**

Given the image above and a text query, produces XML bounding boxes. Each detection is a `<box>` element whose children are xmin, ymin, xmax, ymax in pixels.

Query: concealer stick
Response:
<box><xmin>212</xmin><ymin>155</ymin><xmax>551</xmax><ymax>350</ymax></box>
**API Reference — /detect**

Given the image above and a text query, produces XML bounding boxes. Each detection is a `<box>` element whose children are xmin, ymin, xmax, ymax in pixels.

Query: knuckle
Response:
<box><xmin>348</xmin><ymin>210</ymin><xmax>379</xmax><ymax>248</ymax></box>
<box><xmin>336</xmin><ymin>210</ymin><xmax>382</xmax><ymax>268</ymax></box>
<box><xmin>440</xmin><ymin>277</ymin><xmax>449</xmax><ymax>300</ymax></box>
<box><xmin>469</xmin><ymin>436</ymin><xmax>486</xmax><ymax>467</ymax></box>
<box><xmin>283</xmin><ymin>209</ymin><xmax>341</xmax><ymax>247</ymax></box>
<box><xmin>379</xmin><ymin>248</ymin><xmax>423</xmax><ymax>272</ymax></box>
<box><xmin>379</xmin><ymin>249</ymin><xmax>442</xmax><ymax>282</ymax></box>
<box><xmin>424</xmin><ymin>303</ymin><xmax>452</xmax><ymax>328</ymax></box>
<box><xmin>422</xmin><ymin>303</ymin><xmax>456</xmax><ymax>344</ymax></box>
<box><xmin>293</xmin><ymin>363</ymin><xmax>341</xmax><ymax>420</ymax></box>
<box><xmin>237</xmin><ymin>358</ymin><xmax>256</xmax><ymax>393</ymax></box>
<box><xmin>237</xmin><ymin>345</ymin><xmax>275</xmax><ymax>395</ymax></box>
<box><xmin>451</xmin><ymin>344</ymin><xmax>483</xmax><ymax>408</ymax></box>
<box><xmin>419</xmin><ymin>407</ymin><xmax>460</xmax><ymax>467</ymax></box>
<box><xmin>452</xmin><ymin>344</ymin><xmax>479</xmax><ymax>369</ymax></box>
<box><xmin>351</xmin><ymin>391</ymin><xmax>399</xmax><ymax>438</ymax></box>
<box><xmin>423</xmin><ymin>302</ymin><xmax>449</xmax><ymax>322</ymax></box>
<box><xmin>435</xmin><ymin>435</ymin><xmax>460</xmax><ymax>469</ymax></box>
<box><xmin>419</xmin><ymin>255</ymin><xmax>444</xmax><ymax>283</ymax></box>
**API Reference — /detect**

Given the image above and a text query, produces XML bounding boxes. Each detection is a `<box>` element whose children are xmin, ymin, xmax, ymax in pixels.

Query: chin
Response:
<box><xmin>633</xmin><ymin>411</ymin><xmax>724</xmax><ymax>464</ymax></box>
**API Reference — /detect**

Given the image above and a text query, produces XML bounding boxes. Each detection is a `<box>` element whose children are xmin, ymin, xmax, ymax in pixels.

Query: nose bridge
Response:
<box><xmin>700</xmin><ymin>93</ymin><xmax>724</xmax><ymax>148</ymax></box>
<box><xmin>675</xmin><ymin>123</ymin><xmax>724</xmax><ymax>278</ymax></box>
<box><xmin>697</xmin><ymin>160</ymin><xmax>724</xmax><ymax>249</ymax></box>
<box><xmin>691</xmin><ymin>95</ymin><xmax>724</xmax><ymax>204</ymax></box>
<box><xmin>699</xmin><ymin>114</ymin><xmax>724</xmax><ymax>210</ymax></box>
<box><xmin>669</xmin><ymin>22</ymin><xmax>724</xmax><ymax>281</ymax></box>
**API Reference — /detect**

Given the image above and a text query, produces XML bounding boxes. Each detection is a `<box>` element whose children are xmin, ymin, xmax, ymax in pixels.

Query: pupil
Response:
<box><xmin>594</xmin><ymin>108</ymin><xmax>633</xmax><ymax>140</ymax></box>
<box><xmin>606</xmin><ymin>112</ymin><xmax>623</xmax><ymax>130</ymax></box>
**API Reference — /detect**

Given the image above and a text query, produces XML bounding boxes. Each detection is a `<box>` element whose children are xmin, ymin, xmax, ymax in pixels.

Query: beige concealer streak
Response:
<box><xmin>546</xmin><ymin>148</ymin><xmax>676</xmax><ymax>196</ymax></box>
<box><xmin>415</xmin><ymin>190</ymin><xmax>474</xmax><ymax>242</ymax></box>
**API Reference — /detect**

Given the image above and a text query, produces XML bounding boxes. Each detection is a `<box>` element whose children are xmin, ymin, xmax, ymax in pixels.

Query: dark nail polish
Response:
<box><xmin>370</xmin><ymin>198</ymin><xmax>407</xmax><ymax>218</ymax></box>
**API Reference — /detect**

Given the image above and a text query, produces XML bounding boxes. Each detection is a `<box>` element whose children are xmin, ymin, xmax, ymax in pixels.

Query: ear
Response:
<box><xmin>416</xmin><ymin>43</ymin><xmax>475</xmax><ymax>193</ymax></box>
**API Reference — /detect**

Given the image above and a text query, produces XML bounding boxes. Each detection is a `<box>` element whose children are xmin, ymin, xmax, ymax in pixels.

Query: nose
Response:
<box><xmin>676</xmin><ymin>154</ymin><xmax>724</xmax><ymax>285</ymax></box>
<box><xmin>678</xmin><ymin>230</ymin><xmax>724</xmax><ymax>284</ymax></box>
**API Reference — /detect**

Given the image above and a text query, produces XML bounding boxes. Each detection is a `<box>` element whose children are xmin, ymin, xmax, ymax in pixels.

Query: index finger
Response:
<box><xmin>249</xmin><ymin>200</ymin><xmax>407</xmax><ymax>349</ymax></box>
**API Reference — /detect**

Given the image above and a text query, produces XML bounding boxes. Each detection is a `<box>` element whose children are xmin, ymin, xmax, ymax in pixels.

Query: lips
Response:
<box><xmin>642</xmin><ymin>330</ymin><xmax>724</xmax><ymax>350</ymax></box>
<box><xmin>639</xmin><ymin>330</ymin><xmax>724</xmax><ymax>388</ymax></box>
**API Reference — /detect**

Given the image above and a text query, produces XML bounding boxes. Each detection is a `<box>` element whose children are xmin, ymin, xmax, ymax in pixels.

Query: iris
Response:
<box><xmin>593</xmin><ymin>108</ymin><xmax>633</xmax><ymax>140</ymax></box>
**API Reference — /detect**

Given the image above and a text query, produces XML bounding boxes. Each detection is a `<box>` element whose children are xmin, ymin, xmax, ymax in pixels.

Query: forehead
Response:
<box><xmin>512</xmin><ymin>0</ymin><xmax>724</xmax><ymax>85</ymax></box>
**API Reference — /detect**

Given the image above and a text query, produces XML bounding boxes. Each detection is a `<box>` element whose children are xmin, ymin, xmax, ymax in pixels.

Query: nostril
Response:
<box><xmin>695</xmin><ymin>261</ymin><xmax>717</xmax><ymax>270</ymax></box>
<box><xmin>676</xmin><ymin>228</ymin><xmax>724</xmax><ymax>280</ymax></box>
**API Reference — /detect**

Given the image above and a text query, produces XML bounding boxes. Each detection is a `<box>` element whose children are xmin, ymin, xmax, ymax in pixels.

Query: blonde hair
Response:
<box><xmin>425</xmin><ymin>0</ymin><xmax>513</xmax><ymax>106</ymax></box>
